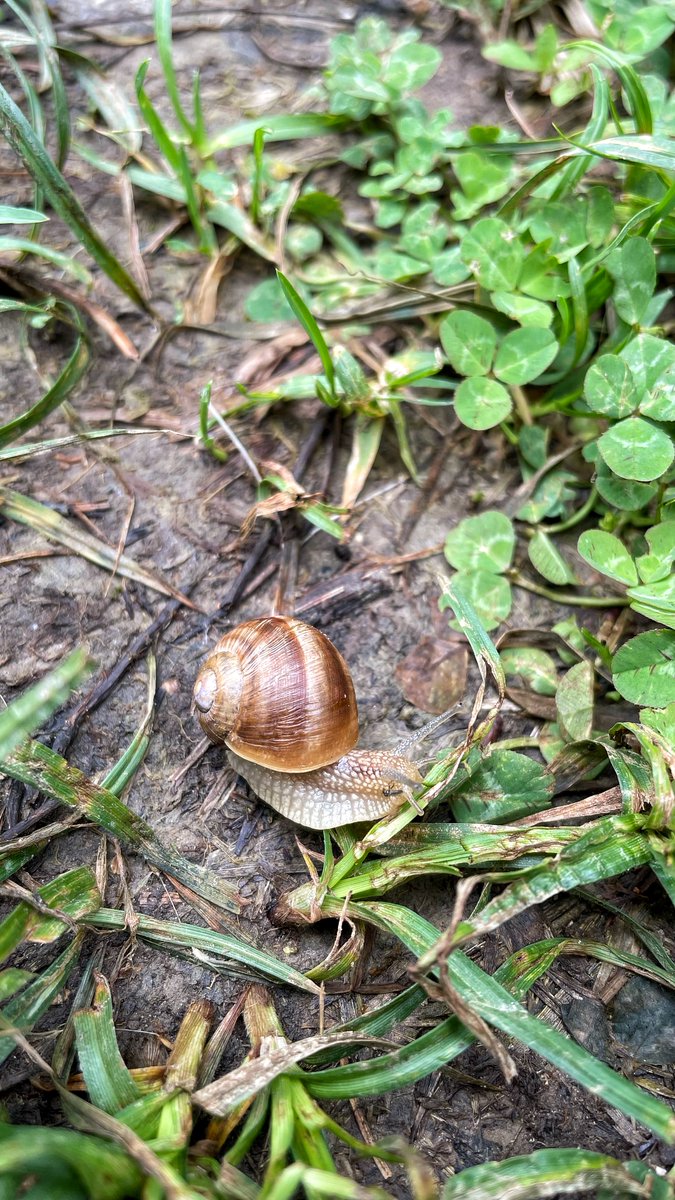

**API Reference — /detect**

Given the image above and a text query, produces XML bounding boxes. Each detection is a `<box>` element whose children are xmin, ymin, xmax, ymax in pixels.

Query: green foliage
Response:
<box><xmin>444</xmin><ymin>512</ymin><xmax>515</xmax><ymax>629</ymax></box>
<box><xmin>3</xmin><ymin>6</ymin><xmax>675</xmax><ymax>1197</ymax></box>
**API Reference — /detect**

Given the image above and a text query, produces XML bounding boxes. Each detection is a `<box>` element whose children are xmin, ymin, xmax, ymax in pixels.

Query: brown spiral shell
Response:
<box><xmin>192</xmin><ymin>616</ymin><xmax>359</xmax><ymax>773</ymax></box>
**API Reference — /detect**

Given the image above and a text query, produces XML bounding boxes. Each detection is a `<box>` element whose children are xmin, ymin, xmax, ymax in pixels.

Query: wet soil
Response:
<box><xmin>1</xmin><ymin>2</ymin><xmax>674</xmax><ymax>1194</ymax></box>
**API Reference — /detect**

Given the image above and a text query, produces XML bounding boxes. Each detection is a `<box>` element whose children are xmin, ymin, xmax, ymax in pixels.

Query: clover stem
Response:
<box><xmin>511</xmin><ymin>385</ymin><xmax>533</xmax><ymax>426</ymax></box>
<box><xmin>509</xmin><ymin>571</ymin><xmax>631</xmax><ymax>608</ymax></box>
<box><xmin>544</xmin><ymin>485</ymin><xmax>598</xmax><ymax>533</ymax></box>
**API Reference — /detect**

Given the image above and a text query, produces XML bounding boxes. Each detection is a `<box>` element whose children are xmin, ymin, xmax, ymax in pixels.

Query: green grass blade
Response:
<box><xmin>134</xmin><ymin>60</ymin><xmax>181</xmax><ymax>172</ymax></box>
<box><xmin>74</xmin><ymin>975</ymin><xmax>141</xmax><ymax>1113</ymax></box>
<box><xmin>551</xmin><ymin>66</ymin><xmax>609</xmax><ymax>200</ymax></box>
<box><xmin>0</xmin><ymin>968</ymin><xmax>33</xmax><ymax>1003</ymax></box>
<box><xmin>449</xmin><ymin>815</ymin><xmax>651</xmax><ymax>947</ymax></box>
<box><xmin>0</xmin><ymin>933</ymin><xmax>85</xmax><ymax>1066</ymax></box>
<box><xmin>0</xmin><ymin>847</ymin><xmax>42</xmax><ymax>884</ymax></box>
<box><xmin>0</xmin><ymin>648</ymin><xmax>91</xmax><ymax>761</ymax></box>
<box><xmin>0</xmin><ymin>1124</ymin><xmax>142</xmax><ymax>1200</ymax></box>
<box><xmin>0</xmin><ymin>81</ymin><xmax>149</xmax><ymax>310</ymax></box>
<box><xmin>276</xmin><ymin>271</ymin><xmax>336</xmax><ymax>399</ymax></box>
<box><xmin>250</xmin><ymin>126</ymin><xmax>268</xmax><ymax>225</ymax></box>
<box><xmin>177</xmin><ymin>145</ymin><xmax>216</xmax><ymax>253</ymax></box>
<box><xmin>84</xmin><ymin>908</ymin><xmax>320</xmax><ymax>995</ymax></box>
<box><xmin>0</xmin><ymin>332</ymin><xmax>90</xmax><ymax>451</ymax></box>
<box><xmin>0</xmin><ymin>235</ymin><xmax>92</xmax><ymax>282</ymax></box>
<box><xmin>154</xmin><ymin>0</ymin><xmax>193</xmax><ymax>138</ymax></box>
<box><xmin>361</xmin><ymin>901</ymin><xmax>675</xmax><ymax>1142</ymax></box>
<box><xmin>205</xmin><ymin>112</ymin><xmax>349</xmax><ymax>154</ymax></box>
<box><xmin>441</xmin><ymin>1147</ymin><xmax>659</xmax><ymax>1199</ymax></box>
<box><xmin>567</xmin><ymin>41</ymin><xmax>653</xmax><ymax>135</ymax></box>
<box><xmin>0</xmin><ymin>203</ymin><xmax>47</xmax><ymax>222</ymax></box>
<box><xmin>0</xmin><ymin>738</ymin><xmax>242</xmax><ymax>913</ymax></box>
<box><xmin>440</xmin><ymin>578</ymin><xmax>506</xmax><ymax>698</ymax></box>
<box><xmin>578</xmin><ymin>134</ymin><xmax>675</xmax><ymax>172</ymax></box>
<box><xmin>4</xmin><ymin>0</ymin><xmax>70</xmax><ymax>168</ymax></box>
<box><xmin>0</xmin><ymin>866</ymin><xmax>99</xmax><ymax>961</ymax></box>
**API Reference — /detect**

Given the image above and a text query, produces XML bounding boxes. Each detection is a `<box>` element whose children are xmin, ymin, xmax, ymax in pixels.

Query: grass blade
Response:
<box><xmin>154</xmin><ymin>0</ymin><xmax>194</xmax><ymax>139</ymax></box>
<box><xmin>83</xmin><ymin>908</ymin><xmax>320</xmax><ymax>994</ymax></box>
<box><xmin>4</xmin><ymin>0</ymin><xmax>70</xmax><ymax>168</ymax></box>
<box><xmin>135</xmin><ymin>60</ymin><xmax>181</xmax><ymax>172</ymax></box>
<box><xmin>0</xmin><ymin>738</ymin><xmax>243</xmax><ymax>913</ymax></box>
<box><xmin>447</xmin><ymin>814</ymin><xmax>651</xmax><ymax>947</ymax></box>
<box><xmin>0</xmin><ymin>235</ymin><xmax>92</xmax><ymax>282</ymax></box>
<box><xmin>205</xmin><ymin>112</ymin><xmax>349</xmax><ymax>154</ymax></box>
<box><xmin>0</xmin><ymin>487</ymin><xmax>197</xmax><ymax>607</ymax></box>
<box><xmin>341</xmin><ymin>414</ymin><xmax>384</xmax><ymax>509</ymax></box>
<box><xmin>363</xmin><ymin>901</ymin><xmax>675</xmax><ymax>1142</ymax></box>
<box><xmin>0</xmin><ymin>866</ymin><xmax>99</xmax><ymax>960</ymax></box>
<box><xmin>0</xmin><ymin>427</ymin><xmax>171</xmax><ymax>462</ymax></box>
<box><xmin>0</xmin><ymin>648</ymin><xmax>91</xmax><ymax>761</ymax></box>
<box><xmin>0</xmin><ymin>203</ymin><xmax>47</xmax><ymax>222</ymax></box>
<box><xmin>194</xmin><ymin>1032</ymin><xmax>397</xmax><ymax>1116</ymax></box>
<box><xmin>74</xmin><ymin>975</ymin><xmax>141</xmax><ymax>1113</ymax></box>
<box><xmin>276</xmin><ymin>271</ymin><xmax>336</xmax><ymax>399</ymax></box>
<box><xmin>0</xmin><ymin>332</ymin><xmax>89</xmax><ymax>451</ymax></box>
<box><xmin>0</xmin><ymin>1124</ymin><xmax>142</xmax><ymax>1199</ymax></box>
<box><xmin>0</xmin><ymin>933</ymin><xmax>85</xmax><ymax>1065</ymax></box>
<box><xmin>0</xmin><ymin>81</ymin><xmax>150</xmax><ymax>310</ymax></box>
<box><xmin>441</xmin><ymin>1147</ymin><xmax>661</xmax><ymax>1199</ymax></box>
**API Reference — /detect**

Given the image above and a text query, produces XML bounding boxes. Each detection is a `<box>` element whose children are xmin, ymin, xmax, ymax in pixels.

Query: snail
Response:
<box><xmin>192</xmin><ymin>616</ymin><xmax>423</xmax><ymax>829</ymax></box>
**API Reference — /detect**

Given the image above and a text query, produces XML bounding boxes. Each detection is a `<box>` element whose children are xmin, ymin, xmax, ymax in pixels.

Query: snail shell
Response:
<box><xmin>193</xmin><ymin>616</ymin><xmax>358</xmax><ymax>772</ymax></box>
<box><xmin>193</xmin><ymin>615</ymin><xmax>421</xmax><ymax>830</ymax></box>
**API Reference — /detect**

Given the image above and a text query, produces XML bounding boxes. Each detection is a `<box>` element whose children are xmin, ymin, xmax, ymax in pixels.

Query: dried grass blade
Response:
<box><xmin>193</xmin><ymin>1031</ymin><xmax>398</xmax><ymax>1116</ymax></box>
<box><xmin>0</xmin><ymin>427</ymin><xmax>173</xmax><ymax>462</ymax></box>
<box><xmin>0</xmin><ymin>488</ymin><xmax>199</xmax><ymax>608</ymax></box>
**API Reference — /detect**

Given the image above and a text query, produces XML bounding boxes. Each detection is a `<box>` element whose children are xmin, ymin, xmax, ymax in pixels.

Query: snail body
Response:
<box><xmin>193</xmin><ymin>616</ymin><xmax>422</xmax><ymax>829</ymax></box>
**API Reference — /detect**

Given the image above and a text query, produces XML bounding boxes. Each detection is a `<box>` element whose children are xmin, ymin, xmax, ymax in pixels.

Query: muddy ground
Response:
<box><xmin>1</xmin><ymin>2</ymin><xmax>674</xmax><ymax>1193</ymax></box>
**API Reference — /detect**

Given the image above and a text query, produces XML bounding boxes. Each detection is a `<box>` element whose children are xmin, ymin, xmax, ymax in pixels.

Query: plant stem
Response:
<box><xmin>545</xmin><ymin>486</ymin><xmax>598</xmax><ymax>533</ymax></box>
<box><xmin>509</xmin><ymin>572</ymin><xmax>630</xmax><ymax>608</ymax></box>
<box><xmin>511</xmin><ymin>385</ymin><xmax>533</xmax><ymax>426</ymax></box>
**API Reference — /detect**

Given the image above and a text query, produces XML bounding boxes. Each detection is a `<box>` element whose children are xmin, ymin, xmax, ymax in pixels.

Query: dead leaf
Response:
<box><xmin>396</xmin><ymin>637</ymin><xmax>468</xmax><ymax>714</ymax></box>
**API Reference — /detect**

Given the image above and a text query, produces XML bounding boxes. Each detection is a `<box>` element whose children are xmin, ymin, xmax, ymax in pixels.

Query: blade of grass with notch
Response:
<box><xmin>73</xmin><ymin>975</ymin><xmax>141</xmax><ymax>1114</ymax></box>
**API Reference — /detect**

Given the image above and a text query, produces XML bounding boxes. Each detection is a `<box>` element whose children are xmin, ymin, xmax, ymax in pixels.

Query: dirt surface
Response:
<box><xmin>1</xmin><ymin>2</ymin><xmax>674</xmax><ymax>1194</ymax></box>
